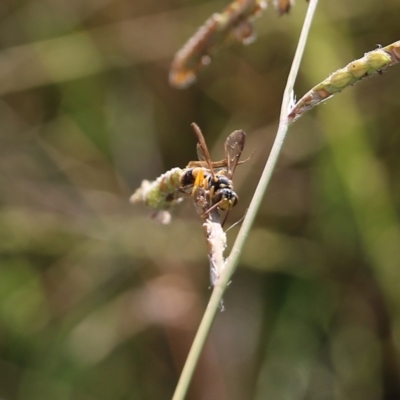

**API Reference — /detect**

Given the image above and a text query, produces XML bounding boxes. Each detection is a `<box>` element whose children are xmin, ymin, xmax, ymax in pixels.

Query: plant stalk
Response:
<box><xmin>171</xmin><ymin>1</ymin><xmax>319</xmax><ymax>399</ymax></box>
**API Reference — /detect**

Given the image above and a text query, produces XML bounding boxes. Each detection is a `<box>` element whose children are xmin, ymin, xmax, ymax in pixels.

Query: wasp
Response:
<box><xmin>180</xmin><ymin>123</ymin><xmax>247</xmax><ymax>219</ymax></box>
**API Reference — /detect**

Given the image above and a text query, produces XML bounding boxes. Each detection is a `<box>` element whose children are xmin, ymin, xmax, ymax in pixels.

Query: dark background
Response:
<box><xmin>1</xmin><ymin>0</ymin><xmax>400</xmax><ymax>399</ymax></box>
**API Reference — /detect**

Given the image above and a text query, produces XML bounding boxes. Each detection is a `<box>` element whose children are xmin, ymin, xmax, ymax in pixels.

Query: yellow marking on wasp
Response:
<box><xmin>193</xmin><ymin>168</ymin><xmax>205</xmax><ymax>192</ymax></box>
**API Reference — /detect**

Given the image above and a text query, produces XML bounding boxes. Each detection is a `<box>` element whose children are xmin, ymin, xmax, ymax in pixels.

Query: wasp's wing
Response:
<box><xmin>196</xmin><ymin>142</ymin><xmax>206</xmax><ymax>162</ymax></box>
<box><xmin>191</xmin><ymin>123</ymin><xmax>215</xmax><ymax>178</ymax></box>
<box><xmin>225</xmin><ymin>130</ymin><xmax>246</xmax><ymax>178</ymax></box>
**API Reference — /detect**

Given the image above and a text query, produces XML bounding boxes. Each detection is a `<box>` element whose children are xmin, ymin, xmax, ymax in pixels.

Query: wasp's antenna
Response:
<box><xmin>201</xmin><ymin>200</ymin><xmax>222</xmax><ymax>220</ymax></box>
<box><xmin>225</xmin><ymin>209</ymin><xmax>248</xmax><ymax>232</ymax></box>
<box><xmin>220</xmin><ymin>210</ymin><xmax>231</xmax><ymax>228</ymax></box>
<box><xmin>202</xmin><ymin>199</ymin><xmax>234</xmax><ymax>228</ymax></box>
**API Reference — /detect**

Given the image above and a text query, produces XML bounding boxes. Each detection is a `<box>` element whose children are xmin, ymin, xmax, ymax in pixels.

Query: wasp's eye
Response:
<box><xmin>231</xmin><ymin>195</ymin><xmax>238</xmax><ymax>207</ymax></box>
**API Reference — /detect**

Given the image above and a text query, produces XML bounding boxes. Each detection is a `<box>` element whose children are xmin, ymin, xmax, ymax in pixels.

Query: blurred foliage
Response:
<box><xmin>0</xmin><ymin>0</ymin><xmax>400</xmax><ymax>399</ymax></box>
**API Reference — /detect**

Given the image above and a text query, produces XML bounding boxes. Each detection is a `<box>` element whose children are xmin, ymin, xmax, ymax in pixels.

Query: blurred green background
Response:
<box><xmin>1</xmin><ymin>0</ymin><xmax>400</xmax><ymax>399</ymax></box>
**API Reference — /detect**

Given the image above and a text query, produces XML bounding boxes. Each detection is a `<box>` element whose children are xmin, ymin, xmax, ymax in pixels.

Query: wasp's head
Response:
<box><xmin>212</xmin><ymin>188</ymin><xmax>238</xmax><ymax>211</ymax></box>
